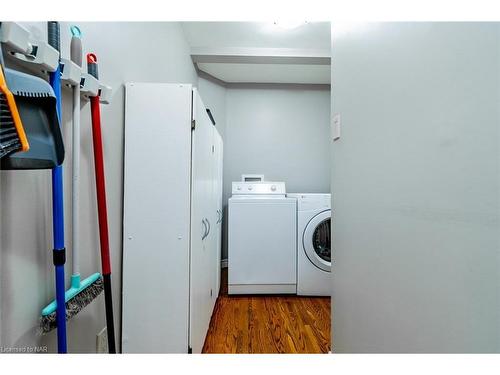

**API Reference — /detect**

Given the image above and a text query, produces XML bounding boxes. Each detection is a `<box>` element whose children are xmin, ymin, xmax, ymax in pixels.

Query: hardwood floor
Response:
<box><xmin>202</xmin><ymin>269</ymin><xmax>331</xmax><ymax>354</ymax></box>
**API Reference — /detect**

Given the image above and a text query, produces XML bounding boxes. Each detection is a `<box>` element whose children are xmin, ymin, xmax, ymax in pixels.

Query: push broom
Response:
<box><xmin>46</xmin><ymin>21</ymin><xmax>67</xmax><ymax>354</ymax></box>
<box><xmin>40</xmin><ymin>25</ymin><xmax>103</xmax><ymax>334</ymax></box>
<box><xmin>88</xmin><ymin>53</ymin><xmax>116</xmax><ymax>353</ymax></box>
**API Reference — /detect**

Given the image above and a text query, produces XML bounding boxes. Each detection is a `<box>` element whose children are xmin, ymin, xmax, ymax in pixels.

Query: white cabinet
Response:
<box><xmin>189</xmin><ymin>89</ymin><xmax>217</xmax><ymax>354</ymax></box>
<box><xmin>213</xmin><ymin>132</ymin><xmax>223</xmax><ymax>300</ymax></box>
<box><xmin>122</xmin><ymin>84</ymin><xmax>223</xmax><ymax>353</ymax></box>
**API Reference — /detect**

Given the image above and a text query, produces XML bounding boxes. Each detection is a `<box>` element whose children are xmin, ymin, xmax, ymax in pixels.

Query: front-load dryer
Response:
<box><xmin>287</xmin><ymin>193</ymin><xmax>331</xmax><ymax>296</ymax></box>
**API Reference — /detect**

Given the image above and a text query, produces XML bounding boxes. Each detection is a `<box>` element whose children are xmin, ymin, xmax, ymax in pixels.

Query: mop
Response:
<box><xmin>39</xmin><ymin>25</ymin><xmax>103</xmax><ymax>334</ymax></box>
<box><xmin>87</xmin><ymin>53</ymin><xmax>116</xmax><ymax>353</ymax></box>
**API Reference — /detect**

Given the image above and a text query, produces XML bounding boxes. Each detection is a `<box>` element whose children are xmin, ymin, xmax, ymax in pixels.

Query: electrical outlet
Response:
<box><xmin>96</xmin><ymin>327</ymin><xmax>108</xmax><ymax>354</ymax></box>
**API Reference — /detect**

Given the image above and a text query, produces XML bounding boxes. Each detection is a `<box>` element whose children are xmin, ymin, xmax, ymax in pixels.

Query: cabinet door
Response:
<box><xmin>189</xmin><ymin>89</ymin><xmax>215</xmax><ymax>353</ymax></box>
<box><xmin>208</xmin><ymin>132</ymin><xmax>217</xmax><ymax>311</ymax></box>
<box><xmin>122</xmin><ymin>83</ymin><xmax>191</xmax><ymax>353</ymax></box>
<box><xmin>213</xmin><ymin>131</ymin><xmax>223</xmax><ymax>299</ymax></box>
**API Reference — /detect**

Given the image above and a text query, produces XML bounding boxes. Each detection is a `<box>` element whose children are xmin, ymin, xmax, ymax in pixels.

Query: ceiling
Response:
<box><xmin>182</xmin><ymin>22</ymin><xmax>331</xmax><ymax>50</ymax></box>
<box><xmin>181</xmin><ymin>22</ymin><xmax>331</xmax><ymax>85</ymax></box>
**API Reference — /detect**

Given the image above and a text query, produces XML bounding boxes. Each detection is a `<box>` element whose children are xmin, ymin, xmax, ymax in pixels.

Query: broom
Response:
<box><xmin>39</xmin><ymin>25</ymin><xmax>103</xmax><ymax>335</ymax></box>
<box><xmin>45</xmin><ymin>20</ymin><xmax>68</xmax><ymax>354</ymax></box>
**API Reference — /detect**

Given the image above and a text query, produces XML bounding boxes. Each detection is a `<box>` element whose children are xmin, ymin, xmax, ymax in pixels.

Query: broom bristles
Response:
<box><xmin>0</xmin><ymin>94</ymin><xmax>23</xmax><ymax>158</ymax></box>
<box><xmin>38</xmin><ymin>276</ymin><xmax>104</xmax><ymax>335</ymax></box>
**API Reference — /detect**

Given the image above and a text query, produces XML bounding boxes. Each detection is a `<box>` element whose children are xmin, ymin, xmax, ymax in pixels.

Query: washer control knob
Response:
<box><xmin>271</xmin><ymin>185</ymin><xmax>277</xmax><ymax>191</ymax></box>
<box><xmin>237</xmin><ymin>186</ymin><xmax>241</xmax><ymax>190</ymax></box>
<box><xmin>248</xmin><ymin>185</ymin><xmax>253</xmax><ymax>191</ymax></box>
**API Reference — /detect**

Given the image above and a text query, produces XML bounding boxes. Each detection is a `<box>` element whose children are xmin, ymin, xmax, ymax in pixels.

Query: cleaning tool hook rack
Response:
<box><xmin>1</xmin><ymin>22</ymin><xmax>59</xmax><ymax>74</ymax></box>
<box><xmin>80</xmin><ymin>72</ymin><xmax>99</xmax><ymax>98</ymax></box>
<box><xmin>64</xmin><ymin>63</ymin><xmax>113</xmax><ymax>104</ymax></box>
<box><xmin>60</xmin><ymin>58</ymin><xmax>81</xmax><ymax>87</ymax></box>
<box><xmin>80</xmin><ymin>74</ymin><xmax>112</xmax><ymax>104</ymax></box>
<box><xmin>1</xmin><ymin>22</ymin><xmax>112</xmax><ymax>104</ymax></box>
<box><xmin>98</xmin><ymin>83</ymin><xmax>112</xmax><ymax>104</ymax></box>
<box><xmin>0</xmin><ymin>22</ymin><xmax>31</xmax><ymax>54</ymax></box>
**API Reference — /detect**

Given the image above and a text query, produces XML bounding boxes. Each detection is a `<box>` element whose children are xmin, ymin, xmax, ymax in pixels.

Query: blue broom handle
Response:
<box><xmin>48</xmin><ymin>21</ymin><xmax>67</xmax><ymax>354</ymax></box>
<box><xmin>51</xmin><ymin>68</ymin><xmax>64</xmax><ymax>253</ymax></box>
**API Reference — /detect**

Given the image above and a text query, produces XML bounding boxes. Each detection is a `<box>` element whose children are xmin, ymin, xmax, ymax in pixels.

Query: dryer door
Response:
<box><xmin>303</xmin><ymin>210</ymin><xmax>331</xmax><ymax>272</ymax></box>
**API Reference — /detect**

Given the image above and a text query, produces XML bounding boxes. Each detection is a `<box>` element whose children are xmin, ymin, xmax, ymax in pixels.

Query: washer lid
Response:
<box><xmin>303</xmin><ymin>210</ymin><xmax>331</xmax><ymax>272</ymax></box>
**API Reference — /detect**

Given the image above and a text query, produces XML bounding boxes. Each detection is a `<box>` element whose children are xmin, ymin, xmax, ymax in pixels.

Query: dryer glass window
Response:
<box><xmin>312</xmin><ymin>218</ymin><xmax>331</xmax><ymax>262</ymax></box>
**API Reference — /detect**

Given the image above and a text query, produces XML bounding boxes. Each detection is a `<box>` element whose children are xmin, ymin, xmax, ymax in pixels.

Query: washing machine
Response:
<box><xmin>287</xmin><ymin>193</ymin><xmax>331</xmax><ymax>296</ymax></box>
<box><xmin>228</xmin><ymin>181</ymin><xmax>297</xmax><ymax>294</ymax></box>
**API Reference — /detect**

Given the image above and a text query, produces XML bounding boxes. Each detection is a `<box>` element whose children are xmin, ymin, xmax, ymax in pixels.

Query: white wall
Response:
<box><xmin>223</xmin><ymin>86</ymin><xmax>331</xmax><ymax>259</ymax></box>
<box><xmin>331</xmin><ymin>22</ymin><xmax>500</xmax><ymax>352</ymax></box>
<box><xmin>0</xmin><ymin>22</ymin><xmax>198</xmax><ymax>353</ymax></box>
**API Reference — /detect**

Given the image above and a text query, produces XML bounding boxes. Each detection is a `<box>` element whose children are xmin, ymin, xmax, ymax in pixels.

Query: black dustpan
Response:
<box><xmin>0</xmin><ymin>68</ymin><xmax>64</xmax><ymax>170</ymax></box>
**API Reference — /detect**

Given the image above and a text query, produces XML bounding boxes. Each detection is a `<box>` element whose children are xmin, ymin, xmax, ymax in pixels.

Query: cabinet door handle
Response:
<box><xmin>206</xmin><ymin>218</ymin><xmax>211</xmax><ymax>237</ymax></box>
<box><xmin>201</xmin><ymin>219</ymin><xmax>208</xmax><ymax>240</ymax></box>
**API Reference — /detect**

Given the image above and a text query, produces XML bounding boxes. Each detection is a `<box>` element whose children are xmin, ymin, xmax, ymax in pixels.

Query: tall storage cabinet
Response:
<box><xmin>122</xmin><ymin>83</ymin><xmax>223</xmax><ymax>353</ymax></box>
<box><xmin>213</xmin><ymin>133</ymin><xmax>223</xmax><ymax>299</ymax></box>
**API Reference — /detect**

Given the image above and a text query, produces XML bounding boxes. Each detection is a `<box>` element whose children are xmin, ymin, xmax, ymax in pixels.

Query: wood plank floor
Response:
<box><xmin>202</xmin><ymin>269</ymin><xmax>331</xmax><ymax>354</ymax></box>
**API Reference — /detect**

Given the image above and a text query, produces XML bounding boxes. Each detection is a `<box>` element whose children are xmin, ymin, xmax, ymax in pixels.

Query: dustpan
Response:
<box><xmin>0</xmin><ymin>67</ymin><xmax>64</xmax><ymax>170</ymax></box>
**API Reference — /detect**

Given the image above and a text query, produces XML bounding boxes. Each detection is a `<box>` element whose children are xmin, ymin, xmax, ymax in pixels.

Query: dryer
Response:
<box><xmin>288</xmin><ymin>193</ymin><xmax>331</xmax><ymax>296</ymax></box>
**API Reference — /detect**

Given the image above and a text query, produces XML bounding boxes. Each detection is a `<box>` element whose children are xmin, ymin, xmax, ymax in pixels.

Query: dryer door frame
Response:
<box><xmin>303</xmin><ymin>209</ymin><xmax>331</xmax><ymax>272</ymax></box>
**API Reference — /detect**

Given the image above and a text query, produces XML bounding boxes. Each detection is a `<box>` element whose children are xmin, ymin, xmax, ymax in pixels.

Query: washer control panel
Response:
<box><xmin>232</xmin><ymin>182</ymin><xmax>286</xmax><ymax>195</ymax></box>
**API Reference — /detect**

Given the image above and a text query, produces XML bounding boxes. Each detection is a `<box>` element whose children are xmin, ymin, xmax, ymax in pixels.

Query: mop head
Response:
<box><xmin>38</xmin><ymin>276</ymin><xmax>104</xmax><ymax>334</ymax></box>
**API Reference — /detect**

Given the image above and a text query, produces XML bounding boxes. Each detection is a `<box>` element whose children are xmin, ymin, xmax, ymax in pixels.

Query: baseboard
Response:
<box><xmin>221</xmin><ymin>259</ymin><xmax>228</xmax><ymax>269</ymax></box>
<box><xmin>228</xmin><ymin>284</ymin><xmax>297</xmax><ymax>295</ymax></box>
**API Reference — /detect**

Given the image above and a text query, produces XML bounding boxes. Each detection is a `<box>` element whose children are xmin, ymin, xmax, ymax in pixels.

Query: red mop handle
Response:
<box><xmin>88</xmin><ymin>54</ymin><xmax>111</xmax><ymax>276</ymax></box>
<box><xmin>88</xmin><ymin>53</ymin><xmax>116</xmax><ymax>354</ymax></box>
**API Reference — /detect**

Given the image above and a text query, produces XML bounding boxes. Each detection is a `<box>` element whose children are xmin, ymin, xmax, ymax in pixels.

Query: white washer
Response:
<box><xmin>228</xmin><ymin>181</ymin><xmax>297</xmax><ymax>294</ymax></box>
<box><xmin>288</xmin><ymin>193</ymin><xmax>331</xmax><ymax>296</ymax></box>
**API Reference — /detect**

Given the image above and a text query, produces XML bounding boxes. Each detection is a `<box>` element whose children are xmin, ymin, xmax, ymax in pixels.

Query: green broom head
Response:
<box><xmin>39</xmin><ymin>273</ymin><xmax>104</xmax><ymax>334</ymax></box>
